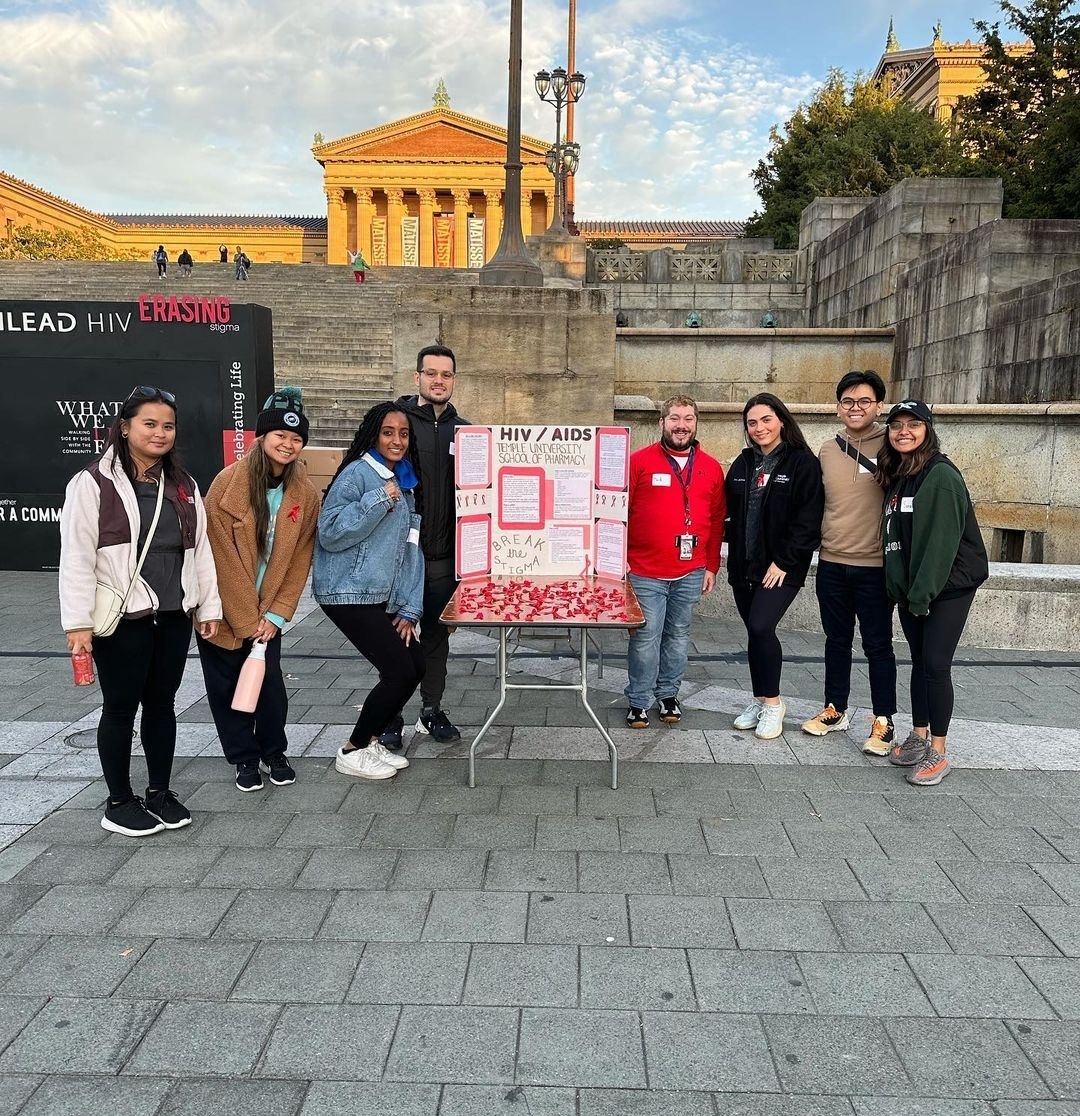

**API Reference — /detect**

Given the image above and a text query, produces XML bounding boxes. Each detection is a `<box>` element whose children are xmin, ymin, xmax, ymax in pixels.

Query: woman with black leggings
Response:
<box><xmin>878</xmin><ymin>400</ymin><xmax>988</xmax><ymax>786</ymax></box>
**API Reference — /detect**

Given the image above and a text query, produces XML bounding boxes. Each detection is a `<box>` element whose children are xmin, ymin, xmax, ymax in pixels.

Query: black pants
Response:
<box><xmin>419</xmin><ymin>561</ymin><xmax>457</xmax><ymax>709</ymax></box>
<box><xmin>897</xmin><ymin>590</ymin><xmax>977</xmax><ymax>737</ymax></box>
<box><xmin>321</xmin><ymin>603</ymin><xmax>425</xmax><ymax>744</ymax></box>
<box><xmin>731</xmin><ymin>581</ymin><xmax>802</xmax><ymax>698</ymax></box>
<box><xmin>91</xmin><ymin>610</ymin><xmax>191</xmax><ymax>802</ymax></box>
<box><xmin>815</xmin><ymin>560</ymin><xmax>897</xmax><ymax>717</ymax></box>
<box><xmin>196</xmin><ymin>633</ymin><xmax>288</xmax><ymax>766</ymax></box>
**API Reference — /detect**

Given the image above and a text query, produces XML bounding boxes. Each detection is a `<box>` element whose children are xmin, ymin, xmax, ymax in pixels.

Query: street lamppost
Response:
<box><xmin>534</xmin><ymin>66</ymin><xmax>585</xmax><ymax>236</ymax></box>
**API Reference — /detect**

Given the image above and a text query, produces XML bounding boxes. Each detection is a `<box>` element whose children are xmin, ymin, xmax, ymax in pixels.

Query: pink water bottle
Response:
<box><xmin>231</xmin><ymin>640</ymin><xmax>267</xmax><ymax>712</ymax></box>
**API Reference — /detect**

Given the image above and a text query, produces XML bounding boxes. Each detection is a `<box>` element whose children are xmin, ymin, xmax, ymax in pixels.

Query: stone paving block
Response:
<box><xmin>882</xmin><ymin>794</ymin><xmax>987</xmax><ymax>827</ymax></box>
<box><xmin>887</xmin><ymin>1018</ymin><xmax>1053</xmax><ymax>1099</ymax></box>
<box><xmin>14</xmin><ymin>842</ymin><xmax>133</xmax><ymax>885</ymax></box>
<box><xmin>349</xmin><ymin>941</ymin><xmax>469</xmax><ymax>1005</ymax></box>
<box><xmin>107</xmin><ymin>846</ymin><xmax>223</xmax><ymax>888</ymax></box>
<box><xmin>629</xmin><ymin>895</ymin><xmax>734</xmax><ymax>948</ymax></box>
<box><xmin>320</xmin><ymin>890</ymin><xmax>431</xmax><ymax>942</ymax></box>
<box><xmin>388</xmin><ymin>849</ymin><xmax>488</xmax><ymax>890</ymax></box>
<box><xmin>535</xmin><ymin>816</ymin><xmax>620</xmax><ymax>851</ymax></box>
<box><xmin>728</xmin><ymin>899</ymin><xmax>843</xmax><ymax>952</ymax></box>
<box><xmin>651</xmin><ymin>785</ymin><xmax>732</xmax><ymax>818</ymax></box>
<box><xmin>0</xmin><ymin>780</ymin><xmax>89</xmax><ymax>825</ymax></box>
<box><xmin>189</xmin><ymin>811</ymin><xmax>293</xmax><ymax>847</ymax></box>
<box><xmin>0</xmin><ymin>831</ymin><xmax>37</xmax><ymax>863</ymax></box>
<box><xmin>362</xmin><ymin>814</ymin><xmax>457</xmax><ymax>850</ymax></box>
<box><xmin>539</xmin><ymin>760</ymin><xmax>613</xmax><ymax>787</ymax></box>
<box><xmin>391</xmin><ymin>758</ymin><xmax>473</xmax><ymax>786</ymax></box>
<box><xmin>115</xmin><ymin>886</ymin><xmax>238</xmax><ymax>938</ymax></box>
<box><xmin>940</xmin><ymin>860</ymin><xmax>1067</xmax><ymax>905</ymax></box>
<box><xmin>517</xmin><ymin>1007</ymin><xmax>645</xmax><ymax>1088</ymax></box>
<box><xmin>869</xmin><ymin>823</ymin><xmax>975</xmax><ymax>861</ymax></box>
<box><xmin>805</xmin><ymin>791</ymin><xmax>903</xmax><ymax>825</ymax></box>
<box><xmin>3</xmin><ymin>934</ymin><xmax>150</xmax><ymax>997</ymax></box>
<box><xmin>848</xmin><ymin>858</ymin><xmax>965</xmax><ymax>902</ymax></box>
<box><xmin>450</xmin><ymin>815</ymin><xmax>537</xmax><ymax>850</ymax></box>
<box><xmin>618</xmin><ymin>817</ymin><xmax>709</xmax><ymax>854</ymax></box>
<box><xmin>848</xmin><ymin>1100</ymin><xmax>992</xmax><ymax>1115</ymax></box>
<box><xmin>464</xmin><ymin>943</ymin><xmax>578</xmax><ymax>1007</ymax></box>
<box><xmin>217</xmin><ymin>888</ymin><xmax>333</xmax><ymax>940</ymax></box>
<box><xmin>116</xmin><ymin>938</ymin><xmax>256</xmax><ymax>1000</ymax></box>
<box><xmin>757</xmin><ymin>856</ymin><xmax>867</xmax><ymax>901</ymax></box>
<box><xmin>484</xmin><ymin>850</ymin><xmax>577</xmax><ymax>892</ymax></box>
<box><xmin>0</xmin><ymin>996</ymin><xmax>154</xmax><ymax>1074</ymax></box>
<box><xmin>700</xmin><ymin>818</ymin><xmax>796</xmax><ymax>857</ymax></box>
<box><xmin>0</xmin><ymin>934</ymin><xmax>43</xmax><ymax>983</ymax></box>
<box><xmin>1034</xmin><ymin>863</ymin><xmax>1080</xmax><ymax>904</ymax></box>
<box><xmin>580</xmin><ymin>945</ymin><xmax>694</xmax><ymax>1011</ymax></box>
<box><xmin>668</xmin><ymin>854</ymin><xmax>769</xmax><ymax>898</ymax></box>
<box><xmin>781</xmin><ymin>821</ymin><xmax>888</xmax><ymax>859</ymax></box>
<box><xmin>259</xmin><ymin>781</ymin><xmax>351</xmax><ymax>814</ymax></box>
<box><xmin>16</xmin><ymin>1076</ymin><xmax>170</xmax><ymax>1116</ymax></box>
<box><xmin>1026</xmin><ymin>905</ymin><xmax>1080</xmax><ymax>957</ymax></box>
<box><xmin>925</xmin><ymin>902</ymin><xmax>1060</xmax><ymax>955</ymax></box>
<box><xmin>183</xmin><ymin>781</ymin><xmax>271</xmax><ymax>812</ymax></box>
<box><xmin>712</xmin><ymin>1098</ymin><xmax>856</xmax><ymax>1116</ymax></box>
<box><xmin>293</xmin><ymin>848</ymin><xmax>395</xmax><ymax>890</ymax></box>
<box><xmin>825</xmin><ymin>899</ymin><xmax>952</xmax><ymax>953</ymax></box>
<box><xmin>962</xmin><ymin>795</ymin><xmax>1074</xmax><ymax>831</ymax></box>
<box><xmin>953</xmin><ymin>825</ymin><xmax>1066</xmax><ymax>863</ymax></box>
<box><xmin>642</xmin><ymin>1011</ymin><xmax>779</xmax><ymax>1092</ymax></box>
<box><xmin>384</xmin><ymin>1004</ymin><xmax>518</xmax><ymax>1084</ymax></box>
<box><xmin>158</xmin><ymin>1078</ymin><xmax>306</xmax><ymax>1116</ymax></box>
<box><xmin>576</xmin><ymin>1087</ymin><xmax>716</xmax><ymax>1115</ymax></box>
<box><xmin>440</xmin><ymin>1084</ymin><xmax>575</xmax><ymax>1116</ymax></box>
<box><xmin>578</xmin><ymin>852</ymin><xmax>671</xmax><ymax>894</ymax></box>
<box><xmin>298</xmin><ymin>1080</ymin><xmax>440</xmax><ymax>1116</ymax></box>
<box><xmin>726</xmin><ymin>788</ymin><xmax>819</xmax><ymax>820</ymax></box>
<box><xmin>990</xmin><ymin>1101</ymin><xmax>1080</xmax><ymax>1116</ymax></box>
<box><xmin>257</xmin><ymin>1003</ymin><xmax>400</xmax><ymax>1080</ymax></box>
<box><xmin>417</xmin><ymin>785</ymin><xmax>501</xmax><ymax>816</ymax></box>
<box><xmin>765</xmin><ymin>1014</ymin><xmax>911</xmax><ymax>1096</ymax></box>
<box><xmin>796</xmin><ymin>952</ymin><xmax>935</xmax><ymax>1016</ymax></box>
<box><xmin>688</xmin><ymin>948</ymin><xmax>814</xmax><ymax>1014</ymax></box>
<box><xmin>231</xmin><ymin>940</ymin><xmax>360</xmax><ymax>1003</ymax></box>
<box><xmin>125</xmin><ymin>1002</ymin><xmax>280</xmax><ymax>1076</ymax></box>
<box><xmin>906</xmin><ymin>953</ymin><xmax>1055</xmax><ymax>1018</ymax></box>
<box><xmin>1017</xmin><ymin>958</ymin><xmax>1080</xmax><ymax>1019</ymax></box>
<box><xmin>578</xmin><ymin>787</ymin><xmax>656</xmax><ymax>817</ymax></box>
<box><xmin>1007</xmin><ymin>1019</ymin><xmax>1080</xmax><ymax>1098</ymax></box>
<box><xmin>527</xmin><ymin>892</ymin><xmax>628</xmax><ymax>945</ymax></box>
<box><xmin>338</xmin><ymin>782</ymin><xmax>426</xmax><ymax>814</ymax></box>
<box><xmin>424</xmin><ymin>889</ymin><xmax>527</xmax><ymax>943</ymax></box>
<box><xmin>197</xmin><ymin>847</ymin><xmax>311</xmax><ymax>888</ymax></box>
<box><xmin>11</xmin><ymin>883</ymin><xmax>141</xmax><ymax>935</ymax></box>
<box><xmin>276</xmin><ymin>813</ymin><xmax>376</xmax><ymax>847</ymax></box>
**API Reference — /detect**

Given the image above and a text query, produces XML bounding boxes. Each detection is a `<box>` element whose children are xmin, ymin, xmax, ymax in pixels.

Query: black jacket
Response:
<box><xmin>396</xmin><ymin>394</ymin><xmax>470</xmax><ymax>564</ymax></box>
<box><xmin>724</xmin><ymin>443</ymin><xmax>824</xmax><ymax>588</ymax></box>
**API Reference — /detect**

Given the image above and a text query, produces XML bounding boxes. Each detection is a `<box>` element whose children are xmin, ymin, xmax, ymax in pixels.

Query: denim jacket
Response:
<box><xmin>312</xmin><ymin>454</ymin><xmax>425</xmax><ymax>620</ymax></box>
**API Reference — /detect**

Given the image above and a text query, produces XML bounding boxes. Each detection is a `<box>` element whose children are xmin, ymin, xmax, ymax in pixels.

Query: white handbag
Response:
<box><xmin>92</xmin><ymin>478</ymin><xmax>165</xmax><ymax>637</ymax></box>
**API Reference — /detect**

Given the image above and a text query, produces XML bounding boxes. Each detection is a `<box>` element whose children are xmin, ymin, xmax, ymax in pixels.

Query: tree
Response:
<box><xmin>0</xmin><ymin>224</ymin><xmax>140</xmax><ymax>261</ymax></box>
<box><xmin>744</xmin><ymin>71</ymin><xmax>961</xmax><ymax>249</ymax></box>
<box><xmin>958</xmin><ymin>0</ymin><xmax>1080</xmax><ymax>218</ymax></box>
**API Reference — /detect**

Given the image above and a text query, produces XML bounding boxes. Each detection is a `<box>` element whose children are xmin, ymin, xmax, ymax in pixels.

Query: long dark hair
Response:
<box><xmin>248</xmin><ymin>435</ymin><xmax>297</xmax><ymax>557</ymax></box>
<box><xmin>326</xmin><ymin>401</ymin><xmax>422</xmax><ymax>512</ymax></box>
<box><xmin>741</xmin><ymin>392</ymin><xmax>810</xmax><ymax>453</ymax></box>
<box><xmin>105</xmin><ymin>388</ymin><xmax>185</xmax><ymax>488</ymax></box>
<box><xmin>877</xmin><ymin>422</ymin><xmax>942</xmax><ymax>490</ymax></box>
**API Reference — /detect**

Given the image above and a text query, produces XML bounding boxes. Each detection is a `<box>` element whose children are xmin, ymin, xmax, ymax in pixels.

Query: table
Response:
<box><xmin>441</xmin><ymin>576</ymin><xmax>644</xmax><ymax>789</ymax></box>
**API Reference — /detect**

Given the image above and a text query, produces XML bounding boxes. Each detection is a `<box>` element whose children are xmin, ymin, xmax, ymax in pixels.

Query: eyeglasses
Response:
<box><xmin>419</xmin><ymin>368</ymin><xmax>455</xmax><ymax>380</ymax></box>
<box><xmin>838</xmin><ymin>398</ymin><xmax>878</xmax><ymax>411</ymax></box>
<box><xmin>888</xmin><ymin>419</ymin><xmax>925</xmax><ymax>432</ymax></box>
<box><xmin>127</xmin><ymin>385</ymin><xmax>176</xmax><ymax>405</ymax></box>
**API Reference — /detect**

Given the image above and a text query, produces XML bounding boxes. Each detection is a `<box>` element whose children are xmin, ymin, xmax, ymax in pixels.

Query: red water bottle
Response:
<box><xmin>231</xmin><ymin>640</ymin><xmax>267</xmax><ymax>712</ymax></box>
<box><xmin>71</xmin><ymin>651</ymin><xmax>95</xmax><ymax>686</ymax></box>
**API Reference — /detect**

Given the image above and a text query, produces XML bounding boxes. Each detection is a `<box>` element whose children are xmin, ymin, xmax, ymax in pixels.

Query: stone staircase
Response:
<box><xmin>0</xmin><ymin>260</ymin><xmax>425</xmax><ymax>446</ymax></box>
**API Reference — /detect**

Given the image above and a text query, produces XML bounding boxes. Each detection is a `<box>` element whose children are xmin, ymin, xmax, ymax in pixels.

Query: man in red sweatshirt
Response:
<box><xmin>624</xmin><ymin>395</ymin><xmax>726</xmax><ymax>728</ymax></box>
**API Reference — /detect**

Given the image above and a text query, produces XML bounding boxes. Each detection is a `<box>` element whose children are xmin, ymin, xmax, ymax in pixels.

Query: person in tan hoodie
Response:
<box><xmin>197</xmin><ymin>389</ymin><xmax>320</xmax><ymax>792</ymax></box>
<box><xmin>802</xmin><ymin>370</ymin><xmax>898</xmax><ymax>755</ymax></box>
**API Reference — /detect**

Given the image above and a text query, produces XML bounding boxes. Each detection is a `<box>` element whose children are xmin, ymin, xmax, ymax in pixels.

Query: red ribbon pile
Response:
<box><xmin>455</xmin><ymin>579</ymin><xmax>634</xmax><ymax>623</ymax></box>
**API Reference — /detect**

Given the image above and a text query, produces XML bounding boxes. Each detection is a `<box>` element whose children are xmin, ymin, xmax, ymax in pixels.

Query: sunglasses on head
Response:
<box><xmin>126</xmin><ymin>385</ymin><xmax>177</xmax><ymax>405</ymax></box>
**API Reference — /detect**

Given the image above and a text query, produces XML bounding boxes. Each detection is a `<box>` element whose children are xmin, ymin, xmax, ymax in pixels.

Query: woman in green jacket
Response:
<box><xmin>878</xmin><ymin>400</ymin><xmax>987</xmax><ymax>786</ymax></box>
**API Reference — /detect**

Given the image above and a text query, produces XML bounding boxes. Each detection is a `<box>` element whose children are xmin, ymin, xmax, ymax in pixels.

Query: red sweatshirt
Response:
<box><xmin>626</xmin><ymin>441</ymin><xmax>726</xmax><ymax>579</ymax></box>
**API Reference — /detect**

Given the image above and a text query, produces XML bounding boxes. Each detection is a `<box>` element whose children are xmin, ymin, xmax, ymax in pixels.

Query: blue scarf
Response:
<box><xmin>368</xmin><ymin>449</ymin><xmax>419</xmax><ymax>491</ymax></box>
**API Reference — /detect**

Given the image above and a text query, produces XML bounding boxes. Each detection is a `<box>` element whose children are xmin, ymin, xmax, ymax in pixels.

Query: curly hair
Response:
<box><xmin>741</xmin><ymin>392</ymin><xmax>810</xmax><ymax>453</ymax></box>
<box><xmin>104</xmin><ymin>388</ymin><xmax>186</xmax><ymax>488</ymax></box>
<box><xmin>325</xmin><ymin>401</ymin><xmax>422</xmax><ymax>512</ymax></box>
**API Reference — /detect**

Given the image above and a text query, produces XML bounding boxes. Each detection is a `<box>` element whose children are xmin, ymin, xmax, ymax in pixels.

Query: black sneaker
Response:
<box><xmin>144</xmin><ymin>787</ymin><xmax>192</xmax><ymax>829</ymax></box>
<box><xmin>417</xmin><ymin>707</ymin><xmax>461</xmax><ymax>743</ymax></box>
<box><xmin>377</xmin><ymin>714</ymin><xmax>405</xmax><ymax>752</ymax></box>
<box><xmin>101</xmin><ymin>796</ymin><xmax>165</xmax><ymax>838</ymax></box>
<box><xmin>261</xmin><ymin>754</ymin><xmax>296</xmax><ymax>786</ymax></box>
<box><xmin>235</xmin><ymin>763</ymin><xmax>264</xmax><ymax>792</ymax></box>
<box><xmin>658</xmin><ymin>697</ymin><xmax>682</xmax><ymax>724</ymax></box>
<box><xmin>626</xmin><ymin>706</ymin><xmax>649</xmax><ymax>729</ymax></box>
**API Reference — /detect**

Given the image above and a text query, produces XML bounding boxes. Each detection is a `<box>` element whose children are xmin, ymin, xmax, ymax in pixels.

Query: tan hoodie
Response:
<box><xmin>818</xmin><ymin>423</ymin><xmax>887</xmax><ymax>567</ymax></box>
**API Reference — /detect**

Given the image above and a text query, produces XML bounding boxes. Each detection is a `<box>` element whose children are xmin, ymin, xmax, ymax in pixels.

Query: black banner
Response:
<box><xmin>0</xmin><ymin>298</ymin><xmax>274</xmax><ymax>570</ymax></box>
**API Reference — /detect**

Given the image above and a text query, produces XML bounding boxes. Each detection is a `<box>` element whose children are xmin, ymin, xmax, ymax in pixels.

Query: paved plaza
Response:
<box><xmin>1</xmin><ymin>569</ymin><xmax>1080</xmax><ymax>1114</ymax></box>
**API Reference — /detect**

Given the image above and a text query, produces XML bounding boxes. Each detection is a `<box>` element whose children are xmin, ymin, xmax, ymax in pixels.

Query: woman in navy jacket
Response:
<box><xmin>725</xmin><ymin>393</ymin><xmax>824</xmax><ymax>740</ymax></box>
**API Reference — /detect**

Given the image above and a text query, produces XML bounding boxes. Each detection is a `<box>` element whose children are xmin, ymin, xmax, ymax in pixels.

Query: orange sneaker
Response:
<box><xmin>862</xmin><ymin>716</ymin><xmax>895</xmax><ymax>756</ymax></box>
<box><xmin>906</xmin><ymin>748</ymin><xmax>951</xmax><ymax>786</ymax></box>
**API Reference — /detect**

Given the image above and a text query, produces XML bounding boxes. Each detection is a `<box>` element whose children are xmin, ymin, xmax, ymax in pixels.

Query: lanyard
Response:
<box><xmin>662</xmin><ymin>446</ymin><xmax>696</xmax><ymax>527</ymax></box>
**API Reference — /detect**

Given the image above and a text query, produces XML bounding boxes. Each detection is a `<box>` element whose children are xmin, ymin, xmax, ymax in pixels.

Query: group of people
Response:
<box><xmin>151</xmin><ymin>245</ymin><xmax>245</xmax><ymax>279</ymax></box>
<box><xmin>58</xmin><ymin>344</ymin><xmax>467</xmax><ymax>836</ymax></box>
<box><xmin>625</xmin><ymin>372</ymin><xmax>987</xmax><ymax>789</ymax></box>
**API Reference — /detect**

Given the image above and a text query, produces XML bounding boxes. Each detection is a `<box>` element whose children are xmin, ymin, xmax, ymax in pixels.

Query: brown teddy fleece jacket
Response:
<box><xmin>818</xmin><ymin>424</ymin><xmax>887</xmax><ymax>567</ymax></box>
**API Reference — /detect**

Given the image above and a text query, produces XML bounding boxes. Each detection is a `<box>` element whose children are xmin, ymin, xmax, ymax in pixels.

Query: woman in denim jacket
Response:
<box><xmin>313</xmin><ymin>402</ymin><xmax>425</xmax><ymax>781</ymax></box>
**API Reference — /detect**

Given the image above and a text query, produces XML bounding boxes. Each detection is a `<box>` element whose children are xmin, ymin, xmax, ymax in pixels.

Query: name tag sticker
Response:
<box><xmin>901</xmin><ymin>497</ymin><xmax>915</xmax><ymax>512</ymax></box>
<box><xmin>651</xmin><ymin>473</ymin><xmax>671</xmax><ymax>486</ymax></box>
<box><xmin>448</xmin><ymin>444</ymin><xmax>455</xmax><ymax>455</ymax></box>
<box><xmin>407</xmin><ymin>527</ymin><xmax>420</xmax><ymax>545</ymax></box>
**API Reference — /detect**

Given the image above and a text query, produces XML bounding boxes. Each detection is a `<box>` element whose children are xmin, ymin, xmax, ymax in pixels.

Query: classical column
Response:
<box><xmin>484</xmin><ymin>190</ymin><xmax>503</xmax><ymax>260</ymax></box>
<box><xmin>452</xmin><ymin>189</ymin><xmax>471</xmax><ymax>269</ymax></box>
<box><xmin>325</xmin><ymin>187</ymin><xmax>347</xmax><ymax>264</ymax></box>
<box><xmin>521</xmin><ymin>190</ymin><xmax>533</xmax><ymax>240</ymax></box>
<box><xmin>544</xmin><ymin>190</ymin><xmax>555</xmax><ymax>230</ymax></box>
<box><xmin>418</xmin><ymin>188</ymin><xmax>437</xmax><ymax>268</ymax></box>
<box><xmin>386</xmin><ymin>187</ymin><xmax>405</xmax><ymax>265</ymax></box>
<box><xmin>355</xmin><ymin>187</ymin><xmax>374</xmax><ymax>258</ymax></box>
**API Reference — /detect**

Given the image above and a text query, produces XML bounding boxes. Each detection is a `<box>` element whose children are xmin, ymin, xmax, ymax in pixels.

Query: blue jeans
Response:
<box><xmin>624</xmin><ymin>569</ymin><xmax>705</xmax><ymax>708</ymax></box>
<box><xmin>815</xmin><ymin>560</ymin><xmax>896</xmax><ymax>717</ymax></box>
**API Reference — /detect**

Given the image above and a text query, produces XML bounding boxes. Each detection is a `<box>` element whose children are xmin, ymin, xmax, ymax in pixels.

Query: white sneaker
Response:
<box><xmin>755</xmin><ymin>700</ymin><xmax>787</xmax><ymax>740</ymax></box>
<box><xmin>368</xmin><ymin>739</ymin><xmax>409</xmax><ymax>770</ymax></box>
<box><xmin>335</xmin><ymin>745</ymin><xmax>397</xmax><ymax>780</ymax></box>
<box><xmin>733</xmin><ymin>700</ymin><xmax>764</xmax><ymax>730</ymax></box>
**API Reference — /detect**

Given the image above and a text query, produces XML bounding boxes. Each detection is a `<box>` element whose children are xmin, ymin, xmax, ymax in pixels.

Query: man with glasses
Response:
<box><xmin>802</xmin><ymin>370</ymin><xmax>898</xmax><ymax>755</ymax></box>
<box><xmin>379</xmin><ymin>344</ymin><xmax>470</xmax><ymax>748</ymax></box>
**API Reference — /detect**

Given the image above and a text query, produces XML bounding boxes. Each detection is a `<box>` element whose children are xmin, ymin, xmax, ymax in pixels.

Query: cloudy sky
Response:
<box><xmin>1</xmin><ymin>0</ymin><xmax>1006</xmax><ymax>222</ymax></box>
